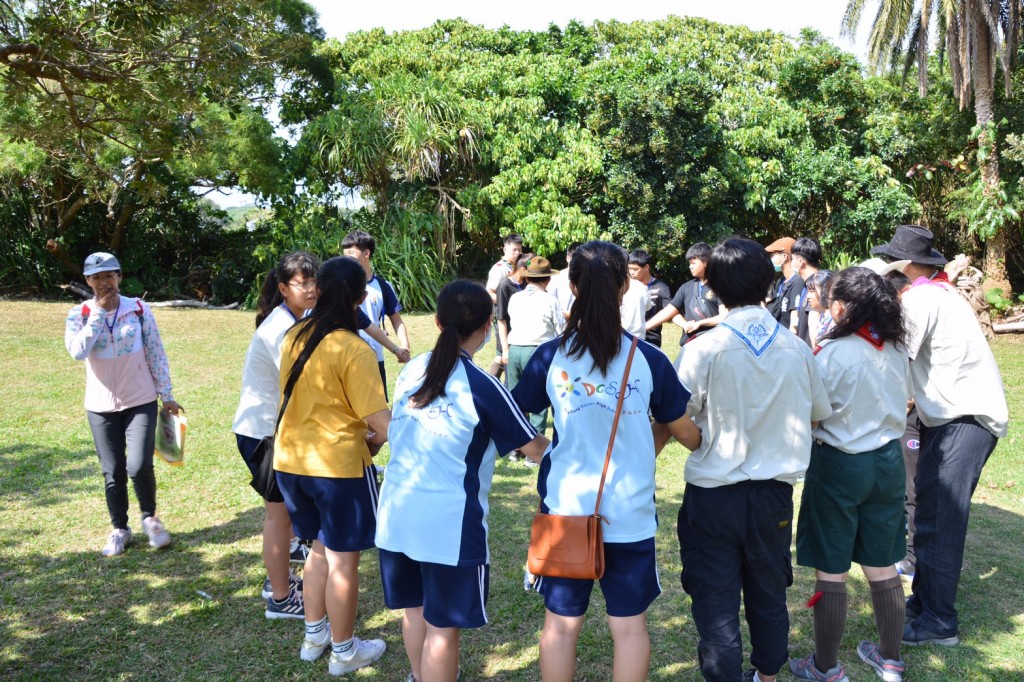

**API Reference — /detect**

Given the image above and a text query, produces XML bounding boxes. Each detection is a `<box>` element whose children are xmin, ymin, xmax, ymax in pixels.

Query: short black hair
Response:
<box><xmin>566</xmin><ymin>242</ymin><xmax>582</xmax><ymax>258</ymax></box>
<box><xmin>685</xmin><ymin>242</ymin><xmax>713</xmax><ymax>262</ymax></box>
<box><xmin>628</xmin><ymin>249</ymin><xmax>652</xmax><ymax>268</ymax></box>
<box><xmin>705</xmin><ymin>238</ymin><xmax>774</xmax><ymax>309</ymax></box>
<box><xmin>503</xmin><ymin>233</ymin><xmax>523</xmax><ymax>246</ymax></box>
<box><xmin>791</xmin><ymin>237</ymin><xmax>822</xmax><ymax>267</ymax></box>
<box><xmin>884</xmin><ymin>269</ymin><xmax>911</xmax><ymax>292</ymax></box>
<box><xmin>341</xmin><ymin>230</ymin><xmax>375</xmax><ymax>256</ymax></box>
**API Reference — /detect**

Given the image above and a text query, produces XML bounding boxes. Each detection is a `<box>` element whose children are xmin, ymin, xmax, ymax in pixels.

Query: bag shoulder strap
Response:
<box><xmin>274</xmin><ymin>337</ymin><xmax>306</xmax><ymax>436</ymax></box>
<box><xmin>593</xmin><ymin>335</ymin><xmax>639</xmax><ymax>517</ymax></box>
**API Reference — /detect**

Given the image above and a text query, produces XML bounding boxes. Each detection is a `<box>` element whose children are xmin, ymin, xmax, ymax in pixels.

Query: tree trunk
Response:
<box><xmin>972</xmin><ymin>19</ymin><xmax>1012</xmax><ymax>293</ymax></box>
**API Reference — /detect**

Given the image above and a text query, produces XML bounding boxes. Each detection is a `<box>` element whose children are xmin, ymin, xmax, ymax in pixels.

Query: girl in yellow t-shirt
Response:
<box><xmin>274</xmin><ymin>256</ymin><xmax>392</xmax><ymax>676</ymax></box>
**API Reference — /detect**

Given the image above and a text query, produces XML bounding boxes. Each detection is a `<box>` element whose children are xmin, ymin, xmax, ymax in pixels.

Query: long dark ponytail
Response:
<box><xmin>410</xmin><ymin>280</ymin><xmax>492</xmax><ymax>407</ymax></box>
<box><xmin>284</xmin><ymin>256</ymin><xmax>367</xmax><ymax>392</ymax></box>
<box><xmin>820</xmin><ymin>266</ymin><xmax>908</xmax><ymax>349</ymax></box>
<box><xmin>254</xmin><ymin>251</ymin><xmax>319</xmax><ymax>328</ymax></box>
<box><xmin>561</xmin><ymin>240</ymin><xmax>628</xmax><ymax>375</ymax></box>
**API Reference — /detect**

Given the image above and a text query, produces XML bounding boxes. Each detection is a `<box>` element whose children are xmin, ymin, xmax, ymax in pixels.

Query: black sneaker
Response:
<box><xmin>261</xmin><ymin>574</ymin><xmax>303</xmax><ymax>599</ymax></box>
<box><xmin>902</xmin><ymin>621</ymin><xmax>959</xmax><ymax>647</ymax></box>
<box><xmin>290</xmin><ymin>541</ymin><xmax>310</xmax><ymax>564</ymax></box>
<box><xmin>265</xmin><ymin>587</ymin><xmax>304</xmax><ymax>619</ymax></box>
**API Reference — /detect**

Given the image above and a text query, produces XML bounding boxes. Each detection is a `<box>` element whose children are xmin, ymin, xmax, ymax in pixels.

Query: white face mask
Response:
<box><xmin>475</xmin><ymin>324</ymin><xmax>492</xmax><ymax>355</ymax></box>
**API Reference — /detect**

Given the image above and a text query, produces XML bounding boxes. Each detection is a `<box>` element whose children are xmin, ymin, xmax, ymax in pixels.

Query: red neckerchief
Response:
<box><xmin>854</xmin><ymin>322</ymin><xmax>884</xmax><ymax>350</ymax></box>
<box><xmin>911</xmin><ymin>270</ymin><xmax>952</xmax><ymax>289</ymax></box>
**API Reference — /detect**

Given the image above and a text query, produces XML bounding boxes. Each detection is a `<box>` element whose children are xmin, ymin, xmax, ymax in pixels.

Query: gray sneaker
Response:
<box><xmin>265</xmin><ymin>587</ymin><xmax>304</xmax><ymax>620</ymax></box>
<box><xmin>142</xmin><ymin>516</ymin><xmax>171</xmax><ymax>549</ymax></box>
<box><xmin>328</xmin><ymin>637</ymin><xmax>386</xmax><ymax>675</ymax></box>
<box><xmin>102</xmin><ymin>528</ymin><xmax>132</xmax><ymax>557</ymax></box>
<box><xmin>857</xmin><ymin>641</ymin><xmax>905</xmax><ymax>682</ymax></box>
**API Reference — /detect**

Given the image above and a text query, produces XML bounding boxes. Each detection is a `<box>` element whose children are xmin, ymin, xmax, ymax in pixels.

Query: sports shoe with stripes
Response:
<box><xmin>261</xmin><ymin>574</ymin><xmax>303</xmax><ymax>599</ymax></box>
<box><xmin>857</xmin><ymin>640</ymin><xmax>905</xmax><ymax>682</ymax></box>
<box><xmin>789</xmin><ymin>653</ymin><xmax>850</xmax><ymax>682</ymax></box>
<box><xmin>265</xmin><ymin>587</ymin><xmax>304</xmax><ymax>619</ymax></box>
<box><xmin>290</xmin><ymin>540</ymin><xmax>310</xmax><ymax>563</ymax></box>
<box><xmin>328</xmin><ymin>637</ymin><xmax>386</xmax><ymax>675</ymax></box>
<box><xmin>300</xmin><ymin>623</ymin><xmax>331</xmax><ymax>661</ymax></box>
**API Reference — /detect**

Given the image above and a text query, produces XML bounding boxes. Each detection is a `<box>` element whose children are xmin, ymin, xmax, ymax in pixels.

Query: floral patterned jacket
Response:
<box><xmin>65</xmin><ymin>296</ymin><xmax>175</xmax><ymax>412</ymax></box>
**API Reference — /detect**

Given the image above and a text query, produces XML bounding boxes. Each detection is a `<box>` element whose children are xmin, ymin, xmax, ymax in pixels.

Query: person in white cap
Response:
<box><xmin>870</xmin><ymin>225</ymin><xmax>1009</xmax><ymax>648</ymax></box>
<box><xmin>65</xmin><ymin>252</ymin><xmax>183</xmax><ymax>556</ymax></box>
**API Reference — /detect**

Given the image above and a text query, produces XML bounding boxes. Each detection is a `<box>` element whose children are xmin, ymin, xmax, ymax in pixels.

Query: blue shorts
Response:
<box><xmin>276</xmin><ymin>467</ymin><xmax>379</xmax><ymax>552</ymax></box>
<box><xmin>379</xmin><ymin>549</ymin><xmax>490</xmax><ymax>629</ymax></box>
<box><xmin>537</xmin><ymin>538</ymin><xmax>661</xmax><ymax>617</ymax></box>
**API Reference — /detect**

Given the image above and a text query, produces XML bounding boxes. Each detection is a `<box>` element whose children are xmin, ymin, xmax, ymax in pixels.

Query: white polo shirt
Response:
<box><xmin>507</xmin><ymin>284</ymin><xmax>563</xmax><ymax>347</ymax></box>
<box><xmin>812</xmin><ymin>333</ymin><xmax>911</xmax><ymax>453</ymax></box>
<box><xmin>902</xmin><ymin>278</ymin><xmax>1008</xmax><ymax>437</ymax></box>
<box><xmin>376</xmin><ymin>352</ymin><xmax>537</xmax><ymax>566</ymax></box>
<box><xmin>677</xmin><ymin>305</ymin><xmax>832</xmax><ymax>488</ymax></box>
<box><xmin>619</xmin><ymin>278</ymin><xmax>652</xmax><ymax>336</ymax></box>
<box><xmin>512</xmin><ymin>332</ymin><xmax>690</xmax><ymax>543</ymax></box>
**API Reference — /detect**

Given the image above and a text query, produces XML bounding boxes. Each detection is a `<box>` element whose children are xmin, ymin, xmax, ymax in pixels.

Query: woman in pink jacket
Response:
<box><xmin>65</xmin><ymin>252</ymin><xmax>183</xmax><ymax>557</ymax></box>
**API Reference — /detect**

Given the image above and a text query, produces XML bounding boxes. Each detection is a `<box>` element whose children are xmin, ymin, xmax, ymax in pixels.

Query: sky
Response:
<box><xmin>210</xmin><ymin>1</ymin><xmax>871</xmax><ymax>207</ymax></box>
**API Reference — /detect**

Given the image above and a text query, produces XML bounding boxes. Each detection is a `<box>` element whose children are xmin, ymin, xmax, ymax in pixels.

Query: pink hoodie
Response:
<box><xmin>65</xmin><ymin>297</ymin><xmax>174</xmax><ymax>413</ymax></box>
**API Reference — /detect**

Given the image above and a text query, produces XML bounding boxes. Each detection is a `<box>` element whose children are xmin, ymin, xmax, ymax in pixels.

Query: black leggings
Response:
<box><xmin>87</xmin><ymin>401</ymin><xmax>158</xmax><ymax>529</ymax></box>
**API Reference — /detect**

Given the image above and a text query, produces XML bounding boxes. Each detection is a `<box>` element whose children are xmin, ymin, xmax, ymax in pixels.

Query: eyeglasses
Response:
<box><xmin>287</xmin><ymin>280</ymin><xmax>317</xmax><ymax>292</ymax></box>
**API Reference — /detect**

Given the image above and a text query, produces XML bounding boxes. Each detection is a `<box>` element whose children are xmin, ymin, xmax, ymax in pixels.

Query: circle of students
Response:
<box><xmin>65</xmin><ymin>224</ymin><xmax>1009</xmax><ymax>682</ymax></box>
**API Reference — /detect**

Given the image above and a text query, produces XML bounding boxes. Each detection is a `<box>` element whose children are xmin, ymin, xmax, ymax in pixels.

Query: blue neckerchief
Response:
<box><xmin>719</xmin><ymin>312</ymin><xmax>781</xmax><ymax>357</ymax></box>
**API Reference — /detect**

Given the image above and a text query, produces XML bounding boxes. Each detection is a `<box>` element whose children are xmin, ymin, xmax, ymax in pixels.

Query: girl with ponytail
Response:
<box><xmin>790</xmin><ymin>266</ymin><xmax>913</xmax><ymax>682</ymax></box>
<box><xmin>511</xmin><ymin>241</ymin><xmax>701</xmax><ymax>682</ymax></box>
<box><xmin>376</xmin><ymin>280</ymin><xmax>548</xmax><ymax>682</ymax></box>
<box><xmin>234</xmin><ymin>251</ymin><xmax>319</xmax><ymax>619</ymax></box>
<box><xmin>273</xmin><ymin>256</ymin><xmax>392</xmax><ymax>676</ymax></box>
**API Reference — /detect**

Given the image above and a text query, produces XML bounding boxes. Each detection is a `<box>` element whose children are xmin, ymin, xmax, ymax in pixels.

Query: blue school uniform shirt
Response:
<box><xmin>511</xmin><ymin>332</ymin><xmax>690</xmax><ymax>543</ymax></box>
<box><xmin>358</xmin><ymin>274</ymin><xmax>402</xmax><ymax>361</ymax></box>
<box><xmin>376</xmin><ymin>351</ymin><xmax>538</xmax><ymax>566</ymax></box>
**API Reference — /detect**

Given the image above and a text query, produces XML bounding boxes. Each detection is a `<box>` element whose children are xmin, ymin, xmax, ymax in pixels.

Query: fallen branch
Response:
<box><xmin>60</xmin><ymin>282</ymin><xmax>92</xmax><ymax>299</ymax></box>
<box><xmin>147</xmin><ymin>300</ymin><xmax>240</xmax><ymax>310</ymax></box>
<box><xmin>993</xmin><ymin>321</ymin><xmax>1024</xmax><ymax>333</ymax></box>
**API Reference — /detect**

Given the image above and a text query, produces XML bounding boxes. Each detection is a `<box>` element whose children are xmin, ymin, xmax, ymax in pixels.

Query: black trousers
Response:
<box><xmin>87</xmin><ymin>401</ymin><xmax>158</xmax><ymax>529</ymax></box>
<box><xmin>678</xmin><ymin>480</ymin><xmax>794</xmax><ymax>681</ymax></box>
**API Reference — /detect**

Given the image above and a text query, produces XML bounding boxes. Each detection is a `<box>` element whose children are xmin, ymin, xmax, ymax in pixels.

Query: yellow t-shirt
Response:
<box><xmin>274</xmin><ymin>326</ymin><xmax>388</xmax><ymax>478</ymax></box>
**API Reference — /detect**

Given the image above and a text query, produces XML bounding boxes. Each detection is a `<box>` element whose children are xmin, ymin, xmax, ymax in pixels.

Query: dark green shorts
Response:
<box><xmin>796</xmin><ymin>439</ymin><xmax>906</xmax><ymax>573</ymax></box>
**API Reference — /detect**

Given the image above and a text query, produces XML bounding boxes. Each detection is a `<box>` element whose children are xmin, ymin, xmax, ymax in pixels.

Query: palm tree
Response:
<box><xmin>843</xmin><ymin>0</ymin><xmax>1021</xmax><ymax>290</ymax></box>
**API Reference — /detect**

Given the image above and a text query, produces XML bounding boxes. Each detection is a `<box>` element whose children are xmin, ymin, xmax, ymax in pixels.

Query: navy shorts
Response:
<box><xmin>235</xmin><ymin>433</ymin><xmax>262</xmax><ymax>478</ymax></box>
<box><xmin>379</xmin><ymin>549</ymin><xmax>490</xmax><ymax>628</ymax></box>
<box><xmin>276</xmin><ymin>467</ymin><xmax>379</xmax><ymax>552</ymax></box>
<box><xmin>537</xmin><ymin>538</ymin><xmax>661</xmax><ymax>617</ymax></box>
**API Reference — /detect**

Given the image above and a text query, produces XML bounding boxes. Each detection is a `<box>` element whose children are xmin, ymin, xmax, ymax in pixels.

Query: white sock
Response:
<box><xmin>305</xmin><ymin>616</ymin><xmax>327</xmax><ymax>639</ymax></box>
<box><xmin>332</xmin><ymin>637</ymin><xmax>354</xmax><ymax>655</ymax></box>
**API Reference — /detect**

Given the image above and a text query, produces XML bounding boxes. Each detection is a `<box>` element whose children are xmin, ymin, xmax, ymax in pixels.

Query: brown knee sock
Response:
<box><xmin>812</xmin><ymin>580</ymin><xmax>847</xmax><ymax>671</ymax></box>
<box><xmin>869</xmin><ymin>576</ymin><xmax>905</xmax><ymax>661</ymax></box>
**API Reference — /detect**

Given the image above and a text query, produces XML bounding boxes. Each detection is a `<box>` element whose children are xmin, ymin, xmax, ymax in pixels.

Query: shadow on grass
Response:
<box><xmin>785</xmin><ymin>501</ymin><xmax>1024</xmax><ymax>681</ymax></box>
<box><xmin>0</xmin><ymin>442</ymin><xmax>97</xmax><ymax>508</ymax></box>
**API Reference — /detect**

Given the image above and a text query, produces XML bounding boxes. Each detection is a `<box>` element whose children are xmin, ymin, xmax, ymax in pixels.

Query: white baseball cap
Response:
<box><xmin>83</xmin><ymin>252</ymin><xmax>121</xmax><ymax>276</ymax></box>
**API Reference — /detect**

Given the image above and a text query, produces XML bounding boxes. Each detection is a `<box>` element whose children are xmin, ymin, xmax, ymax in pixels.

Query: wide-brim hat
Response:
<box><xmin>524</xmin><ymin>256</ymin><xmax>558</xmax><ymax>278</ymax></box>
<box><xmin>858</xmin><ymin>258</ymin><xmax>911</xmax><ymax>275</ymax></box>
<box><xmin>765</xmin><ymin>237</ymin><xmax>795</xmax><ymax>254</ymax></box>
<box><xmin>870</xmin><ymin>225</ymin><xmax>947</xmax><ymax>266</ymax></box>
<box><xmin>83</xmin><ymin>252</ymin><xmax>122</xmax><ymax>276</ymax></box>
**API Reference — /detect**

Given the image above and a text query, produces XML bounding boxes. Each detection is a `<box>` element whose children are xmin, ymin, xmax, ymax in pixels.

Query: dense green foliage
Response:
<box><xmin>4</xmin><ymin>11</ymin><xmax>1024</xmax><ymax>303</ymax></box>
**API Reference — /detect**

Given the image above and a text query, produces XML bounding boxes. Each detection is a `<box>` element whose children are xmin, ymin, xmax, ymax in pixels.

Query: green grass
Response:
<box><xmin>1</xmin><ymin>301</ymin><xmax>1022</xmax><ymax>680</ymax></box>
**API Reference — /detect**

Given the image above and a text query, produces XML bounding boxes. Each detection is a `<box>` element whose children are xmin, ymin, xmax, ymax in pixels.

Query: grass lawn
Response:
<box><xmin>1</xmin><ymin>300</ymin><xmax>1022</xmax><ymax>681</ymax></box>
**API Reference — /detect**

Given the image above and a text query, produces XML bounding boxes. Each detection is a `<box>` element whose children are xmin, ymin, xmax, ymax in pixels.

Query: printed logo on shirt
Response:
<box><xmin>427</xmin><ymin>400</ymin><xmax>454</xmax><ymax>419</ymax></box>
<box><xmin>906</xmin><ymin>439</ymin><xmax>920</xmax><ymax>450</ymax></box>
<box><xmin>555</xmin><ymin>369</ymin><xmax>640</xmax><ymax>401</ymax></box>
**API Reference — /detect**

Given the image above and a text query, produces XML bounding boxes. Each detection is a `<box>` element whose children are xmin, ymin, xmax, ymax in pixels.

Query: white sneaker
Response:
<box><xmin>300</xmin><ymin>624</ymin><xmax>331</xmax><ymax>662</ymax></box>
<box><xmin>142</xmin><ymin>516</ymin><xmax>171</xmax><ymax>549</ymax></box>
<box><xmin>328</xmin><ymin>637</ymin><xmax>386</xmax><ymax>675</ymax></box>
<box><xmin>102</xmin><ymin>528</ymin><xmax>132</xmax><ymax>557</ymax></box>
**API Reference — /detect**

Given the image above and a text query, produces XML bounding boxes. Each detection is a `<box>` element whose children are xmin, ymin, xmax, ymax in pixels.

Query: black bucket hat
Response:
<box><xmin>870</xmin><ymin>225</ymin><xmax>948</xmax><ymax>266</ymax></box>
